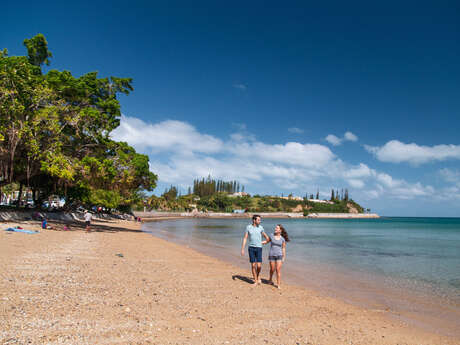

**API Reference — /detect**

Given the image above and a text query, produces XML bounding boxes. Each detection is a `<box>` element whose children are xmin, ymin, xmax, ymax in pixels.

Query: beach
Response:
<box><xmin>1</xmin><ymin>218</ymin><xmax>459</xmax><ymax>345</ymax></box>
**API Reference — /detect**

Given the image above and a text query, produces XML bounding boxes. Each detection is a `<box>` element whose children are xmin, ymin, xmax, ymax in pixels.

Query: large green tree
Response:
<box><xmin>0</xmin><ymin>34</ymin><xmax>157</xmax><ymax>208</ymax></box>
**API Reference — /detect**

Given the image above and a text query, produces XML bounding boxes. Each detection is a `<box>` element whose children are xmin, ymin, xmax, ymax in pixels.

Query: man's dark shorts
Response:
<box><xmin>85</xmin><ymin>221</ymin><xmax>90</xmax><ymax>226</ymax></box>
<box><xmin>248</xmin><ymin>246</ymin><xmax>262</xmax><ymax>263</ymax></box>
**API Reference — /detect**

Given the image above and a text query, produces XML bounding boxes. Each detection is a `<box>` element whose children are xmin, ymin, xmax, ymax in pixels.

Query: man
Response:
<box><xmin>241</xmin><ymin>214</ymin><xmax>270</xmax><ymax>284</ymax></box>
<box><xmin>84</xmin><ymin>210</ymin><xmax>92</xmax><ymax>232</ymax></box>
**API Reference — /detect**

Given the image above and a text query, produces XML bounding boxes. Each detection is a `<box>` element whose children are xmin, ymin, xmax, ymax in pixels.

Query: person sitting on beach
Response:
<box><xmin>41</xmin><ymin>218</ymin><xmax>53</xmax><ymax>229</ymax></box>
<box><xmin>262</xmin><ymin>224</ymin><xmax>290</xmax><ymax>289</ymax></box>
<box><xmin>241</xmin><ymin>215</ymin><xmax>270</xmax><ymax>285</ymax></box>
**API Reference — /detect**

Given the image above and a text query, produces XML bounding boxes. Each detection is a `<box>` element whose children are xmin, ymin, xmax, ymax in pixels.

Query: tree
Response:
<box><xmin>162</xmin><ymin>186</ymin><xmax>178</xmax><ymax>201</ymax></box>
<box><xmin>23</xmin><ymin>34</ymin><xmax>53</xmax><ymax>67</ymax></box>
<box><xmin>0</xmin><ymin>34</ymin><xmax>157</xmax><ymax>209</ymax></box>
<box><xmin>331</xmin><ymin>189</ymin><xmax>335</xmax><ymax>201</ymax></box>
<box><xmin>0</xmin><ymin>50</ymin><xmax>52</xmax><ymax>186</ymax></box>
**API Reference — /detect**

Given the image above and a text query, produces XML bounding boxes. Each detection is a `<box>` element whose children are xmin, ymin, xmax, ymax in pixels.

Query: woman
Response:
<box><xmin>263</xmin><ymin>224</ymin><xmax>290</xmax><ymax>289</ymax></box>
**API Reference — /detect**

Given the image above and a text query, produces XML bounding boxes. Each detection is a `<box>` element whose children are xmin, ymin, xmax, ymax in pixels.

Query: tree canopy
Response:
<box><xmin>0</xmin><ymin>34</ymin><xmax>157</xmax><ymax>209</ymax></box>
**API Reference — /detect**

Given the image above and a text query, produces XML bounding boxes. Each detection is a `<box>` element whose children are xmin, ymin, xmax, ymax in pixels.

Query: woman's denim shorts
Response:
<box><xmin>268</xmin><ymin>255</ymin><xmax>283</xmax><ymax>262</ymax></box>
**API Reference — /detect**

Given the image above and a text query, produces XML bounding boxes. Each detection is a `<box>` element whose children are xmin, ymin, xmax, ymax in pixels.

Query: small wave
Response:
<box><xmin>448</xmin><ymin>278</ymin><xmax>460</xmax><ymax>289</ymax></box>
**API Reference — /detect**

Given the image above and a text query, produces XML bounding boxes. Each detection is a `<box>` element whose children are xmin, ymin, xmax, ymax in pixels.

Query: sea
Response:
<box><xmin>142</xmin><ymin>217</ymin><xmax>460</xmax><ymax>336</ymax></box>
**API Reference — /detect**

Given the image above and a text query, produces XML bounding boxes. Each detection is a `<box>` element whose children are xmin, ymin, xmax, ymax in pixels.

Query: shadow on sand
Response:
<box><xmin>232</xmin><ymin>274</ymin><xmax>272</xmax><ymax>285</ymax></box>
<box><xmin>37</xmin><ymin>219</ymin><xmax>142</xmax><ymax>234</ymax></box>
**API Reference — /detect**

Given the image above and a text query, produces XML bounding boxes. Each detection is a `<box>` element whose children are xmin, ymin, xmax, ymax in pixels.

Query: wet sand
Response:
<box><xmin>1</xmin><ymin>219</ymin><xmax>459</xmax><ymax>344</ymax></box>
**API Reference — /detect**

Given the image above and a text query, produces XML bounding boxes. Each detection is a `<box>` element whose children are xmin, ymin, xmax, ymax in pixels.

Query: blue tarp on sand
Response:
<box><xmin>4</xmin><ymin>227</ymin><xmax>39</xmax><ymax>234</ymax></box>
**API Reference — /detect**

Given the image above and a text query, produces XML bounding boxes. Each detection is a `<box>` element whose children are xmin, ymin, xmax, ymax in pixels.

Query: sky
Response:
<box><xmin>2</xmin><ymin>1</ymin><xmax>460</xmax><ymax>216</ymax></box>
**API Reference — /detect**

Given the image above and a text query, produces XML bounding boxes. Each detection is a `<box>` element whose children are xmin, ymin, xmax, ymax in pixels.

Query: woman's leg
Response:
<box><xmin>269</xmin><ymin>261</ymin><xmax>275</xmax><ymax>283</ymax></box>
<box><xmin>276</xmin><ymin>260</ymin><xmax>283</xmax><ymax>288</ymax></box>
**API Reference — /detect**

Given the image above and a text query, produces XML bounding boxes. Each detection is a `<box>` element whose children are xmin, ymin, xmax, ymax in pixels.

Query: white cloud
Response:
<box><xmin>344</xmin><ymin>131</ymin><xmax>358</xmax><ymax>142</ymax></box>
<box><xmin>288</xmin><ymin>127</ymin><xmax>304</xmax><ymax>134</ymax></box>
<box><xmin>325</xmin><ymin>131</ymin><xmax>358</xmax><ymax>146</ymax></box>
<box><xmin>325</xmin><ymin>134</ymin><xmax>342</xmax><ymax>146</ymax></box>
<box><xmin>365</xmin><ymin>140</ymin><xmax>460</xmax><ymax>165</ymax></box>
<box><xmin>439</xmin><ymin>168</ymin><xmax>460</xmax><ymax>189</ymax></box>
<box><xmin>233</xmin><ymin>83</ymin><xmax>247</xmax><ymax>91</ymax></box>
<box><xmin>439</xmin><ymin>168</ymin><xmax>460</xmax><ymax>183</ymax></box>
<box><xmin>348</xmin><ymin>179</ymin><xmax>365</xmax><ymax>188</ymax></box>
<box><xmin>151</xmin><ymin>155</ymin><xmax>263</xmax><ymax>185</ymax></box>
<box><xmin>365</xmin><ymin>180</ymin><xmax>434</xmax><ymax>200</ymax></box>
<box><xmin>115</xmin><ymin>115</ymin><xmax>441</xmax><ymax>202</ymax></box>
<box><xmin>342</xmin><ymin>163</ymin><xmax>373</xmax><ymax>179</ymax></box>
<box><xmin>375</xmin><ymin>172</ymin><xmax>400</xmax><ymax>188</ymax></box>
<box><xmin>230</xmin><ymin>142</ymin><xmax>335</xmax><ymax>169</ymax></box>
<box><xmin>337</xmin><ymin>163</ymin><xmax>435</xmax><ymax>199</ymax></box>
<box><xmin>111</xmin><ymin>115</ymin><xmax>223</xmax><ymax>154</ymax></box>
<box><xmin>233</xmin><ymin>123</ymin><xmax>247</xmax><ymax>131</ymax></box>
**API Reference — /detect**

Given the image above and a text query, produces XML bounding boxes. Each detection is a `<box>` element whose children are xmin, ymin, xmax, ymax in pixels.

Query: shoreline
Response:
<box><xmin>134</xmin><ymin>211</ymin><xmax>380</xmax><ymax>220</ymax></box>
<box><xmin>1</xmin><ymin>218</ymin><xmax>458</xmax><ymax>344</ymax></box>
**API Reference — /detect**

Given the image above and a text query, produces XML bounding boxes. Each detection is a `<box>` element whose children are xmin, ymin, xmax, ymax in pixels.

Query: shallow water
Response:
<box><xmin>143</xmin><ymin>217</ymin><xmax>460</xmax><ymax>336</ymax></box>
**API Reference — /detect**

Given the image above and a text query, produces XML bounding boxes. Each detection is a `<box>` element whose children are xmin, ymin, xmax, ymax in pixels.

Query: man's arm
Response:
<box><xmin>241</xmin><ymin>232</ymin><xmax>248</xmax><ymax>256</ymax></box>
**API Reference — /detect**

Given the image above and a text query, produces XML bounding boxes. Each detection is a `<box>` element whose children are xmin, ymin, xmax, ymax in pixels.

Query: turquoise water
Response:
<box><xmin>144</xmin><ymin>217</ymin><xmax>460</xmax><ymax>291</ymax></box>
<box><xmin>143</xmin><ymin>217</ymin><xmax>460</xmax><ymax>334</ymax></box>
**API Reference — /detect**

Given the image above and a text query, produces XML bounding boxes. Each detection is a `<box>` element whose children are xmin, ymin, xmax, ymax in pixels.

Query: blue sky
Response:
<box><xmin>3</xmin><ymin>1</ymin><xmax>460</xmax><ymax>216</ymax></box>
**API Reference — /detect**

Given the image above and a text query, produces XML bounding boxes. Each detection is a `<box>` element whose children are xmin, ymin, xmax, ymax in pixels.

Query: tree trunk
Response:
<box><xmin>32</xmin><ymin>186</ymin><xmax>38</xmax><ymax>205</ymax></box>
<box><xmin>17</xmin><ymin>182</ymin><xmax>23</xmax><ymax>207</ymax></box>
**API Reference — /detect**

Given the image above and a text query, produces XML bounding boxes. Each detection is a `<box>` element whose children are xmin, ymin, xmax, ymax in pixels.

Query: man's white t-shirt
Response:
<box><xmin>84</xmin><ymin>212</ymin><xmax>92</xmax><ymax>222</ymax></box>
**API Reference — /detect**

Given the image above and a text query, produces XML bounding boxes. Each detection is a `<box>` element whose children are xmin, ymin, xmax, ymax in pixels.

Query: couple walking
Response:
<box><xmin>241</xmin><ymin>214</ymin><xmax>290</xmax><ymax>289</ymax></box>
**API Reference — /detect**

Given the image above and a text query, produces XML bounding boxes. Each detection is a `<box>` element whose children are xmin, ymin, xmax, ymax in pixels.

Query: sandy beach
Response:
<box><xmin>1</xmin><ymin>218</ymin><xmax>458</xmax><ymax>345</ymax></box>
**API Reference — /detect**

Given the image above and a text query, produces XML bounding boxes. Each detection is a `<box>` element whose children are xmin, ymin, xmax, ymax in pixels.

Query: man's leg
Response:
<box><xmin>256</xmin><ymin>263</ymin><xmax>262</xmax><ymax>284</ymax></box>
<box><xmin>251</xmin><ymin>263</ymin><xmax>258</xmax><ymax>284</ymax></box>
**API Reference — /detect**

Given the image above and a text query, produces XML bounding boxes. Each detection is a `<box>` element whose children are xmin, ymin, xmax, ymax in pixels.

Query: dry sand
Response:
<box><xmin>0</xmin><ymin>219</ymin><xmax>458</xmax><ymax>345</ymax></box>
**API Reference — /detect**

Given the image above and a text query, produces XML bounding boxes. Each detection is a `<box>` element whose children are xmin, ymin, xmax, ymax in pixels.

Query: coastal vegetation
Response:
<box><xmin>0</xmin><ymin>35</ymin><xmax>157</xmax><ymax>210</ymax></box>
<box><xmin>145</xmin><ymin>177</ymin><xmax>366</xmax><ymax>214</ymax></box>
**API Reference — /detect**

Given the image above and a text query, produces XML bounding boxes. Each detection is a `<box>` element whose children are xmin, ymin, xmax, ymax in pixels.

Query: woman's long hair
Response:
<box><xmin>278</xmin><ymin>224</ymin><xmax>290</xmax><ymax>242</ymax></box>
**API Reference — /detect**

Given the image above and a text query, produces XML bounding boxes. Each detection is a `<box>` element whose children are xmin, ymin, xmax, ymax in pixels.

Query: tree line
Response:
<box><xmin>304</xmin><ymin>188</ymin><xmax>350</xmax><ymax>201</ymax></box>
<box><xmin>330</xmin><ymin>188</ymin><xmax>349</xmax><ymax>201</ymax></box>
<box><xmin>192</xmin><ymin>176</ymin><xmax>244</xmax><ymax>197</ymax></box>
<box><xmin>0</xmin><ymin>34</ymin><xmax>157</xmax><ymax>210</ymax></box>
